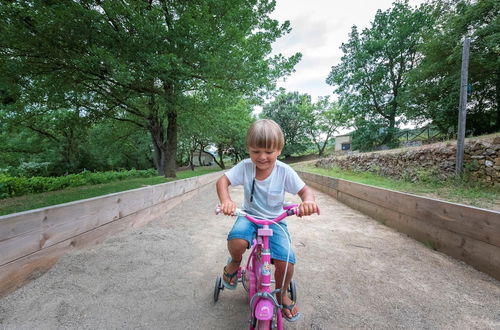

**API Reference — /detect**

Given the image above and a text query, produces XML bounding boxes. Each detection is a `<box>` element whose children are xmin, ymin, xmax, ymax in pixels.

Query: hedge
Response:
<box><xmin>0</xmin><ymin>169</ymin><xmax>158</xmax><ymax>199</ymax></box>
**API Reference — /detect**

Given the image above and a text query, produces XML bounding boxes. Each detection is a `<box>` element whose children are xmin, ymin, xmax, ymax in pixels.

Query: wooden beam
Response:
<box><xmin>0</xmin><ymin>172</ymin><xmax>222</xmax><ymax>267</ymax></box>
<box><xmin>0</xmin><ymin>187</ymin><xmax>200</xmax><ymax>297</ymax></box>
<box><xmin>297</xmin><ymin>171</ymin><xmax>500</xmax><ymax>281</ymax></box>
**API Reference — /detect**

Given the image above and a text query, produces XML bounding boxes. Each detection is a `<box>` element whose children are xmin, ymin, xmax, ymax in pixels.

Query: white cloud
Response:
<box><xmin>270</xmin><ymin>0</ymin><xmax>427</xmax><ymax>102</ymax></box>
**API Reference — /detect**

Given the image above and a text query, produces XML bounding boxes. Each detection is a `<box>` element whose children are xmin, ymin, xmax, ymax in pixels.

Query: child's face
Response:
<box><xmin>248</xmin><ymin>146</ymin><xmax>281</xmax><ymax>172</ymax></box>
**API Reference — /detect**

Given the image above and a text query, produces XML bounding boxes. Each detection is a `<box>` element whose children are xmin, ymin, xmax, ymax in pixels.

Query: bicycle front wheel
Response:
<box><xmin>257</xmin><ymin>320</ymin><xmax>271</xmax><ymax>330</ymax></box>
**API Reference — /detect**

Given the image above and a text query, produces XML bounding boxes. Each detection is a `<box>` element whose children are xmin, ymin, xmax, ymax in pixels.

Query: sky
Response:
<box><xmin>269</xmin><ymin>0</ymin><xmax>427</xmax><ymax>102</ymax></box>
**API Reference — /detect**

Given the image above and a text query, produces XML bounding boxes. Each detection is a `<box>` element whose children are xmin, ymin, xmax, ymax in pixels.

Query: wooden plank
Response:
<box><xmin>0</xmin><ymin>197</ymin><xmax>121</xmax><ymax>265</ymax></box>
<box><xmin>40</xmin><ymin>194</ymin><xmax>120</xmax><ymax>229</ymax></box>
<box><xmin>335</xmin><ymin>178</ymin><xmax>500</xmax><ymax>247</ymax></box>
<box><xmin>0</xmin><ymin>172</ymin><xmax>218</xmax><ymax>268</ymax></box>
<box><xmin>337</xmin><ymin>191</ymin><xmax>500</xmax><ymax>281</ymax></box>
<box><xmin>196</xmin><ymin>172</ymin><xmax>218</xmax><ymax>186</ymax></box>
<box><xmin>0</xmin><ymin>188</ymin><xmax>200</xmax><ymax>297</ymax></box>
<box><xmin>114</xmin><ymin>188</ymin><xmax>154</xmax><ymax>218</ymax></box>
<box><xmin>0</xmin><ymin>231</ymin><xmax>42</xmax><ymax>266</ymax></box>
<box><xmin>0</xmin><ymin>211</ymin><xmax>44</xmax><ymax>242</ymax></box>
<box><xmin>0</xmin><ymin>194</ymin><xmax>121</xmax><ymax>244</ymax></box>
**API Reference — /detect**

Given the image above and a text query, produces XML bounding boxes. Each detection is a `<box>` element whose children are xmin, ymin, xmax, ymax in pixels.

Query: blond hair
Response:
<box><xmin>246</xmin><ymin>119</ymin><xmax>284</xmax><ymax>151</ymax></box>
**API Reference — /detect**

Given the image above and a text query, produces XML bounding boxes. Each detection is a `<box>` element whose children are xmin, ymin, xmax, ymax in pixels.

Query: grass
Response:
<box><xmin>293</xmin><ymin>164</ymin><xmax>500</xmax><ymax>211</ymax></box>
<box><xmin>0</xmin><ymin>167</ymin><xmax>222</xmax><ymax>216</ymax></box>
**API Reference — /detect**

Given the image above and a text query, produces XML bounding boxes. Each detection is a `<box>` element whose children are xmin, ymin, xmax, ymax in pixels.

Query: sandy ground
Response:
<box><xmin>1</xmin><ymin>184</ymin><xmax>499</xmax><ymax>330</ymax></box>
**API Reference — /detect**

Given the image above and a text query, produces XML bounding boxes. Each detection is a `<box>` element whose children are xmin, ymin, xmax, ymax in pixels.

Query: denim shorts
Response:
<box><xmin>227</xmin><ymin>216</ymin><xmax>296</xmax><ymax>264</ymax></box>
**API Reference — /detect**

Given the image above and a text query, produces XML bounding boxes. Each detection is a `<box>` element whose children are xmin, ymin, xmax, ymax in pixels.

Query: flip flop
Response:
<box><xmin>222</xmin><ymin>258</ymin><xmax>240</xmax><ymax>290</ymax></box>
<box><xmin>222</xmin><ymin>266</ymin><xmax>238</xmax><ymax>290</ymax></box>
<box><xmin>282</xmin><ymin>301</ymin><xmax>301</xmax><ymax>322</ymax></box>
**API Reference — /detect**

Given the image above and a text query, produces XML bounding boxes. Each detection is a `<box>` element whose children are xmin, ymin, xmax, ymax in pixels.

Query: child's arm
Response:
<box><xmin>297</xmin><ymin>185</ymin><xmax>319</xmax><ymax>217</ymax></box>
<box><xmin>216</xmin><ymin>175</ymin><xmax>237</xmax><ymax>216</ymax></box>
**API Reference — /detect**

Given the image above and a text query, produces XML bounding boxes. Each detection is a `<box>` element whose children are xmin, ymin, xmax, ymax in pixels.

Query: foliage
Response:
<box><xmin>85</xmin><ymin>120</ymin><xmax>154</xmax><ymax>171</ymax></box>
<box><xmin>261</xmin><ymin>90</ymin><xmax>310</xmax><ymax>157</ymax></box>
<box><xmin>350</xmin><ymin>118</ymin><xmax>396</xmax><ymax>151</ymax></box>
<box><xmin>328</xmin><ymin>0</ymin><xmax>499</xmax><ymax>151</ymax></box>
<box><xmin>0</xmin><ymin>169</ymin><xmax>157</xmax><ymax>199</ymax></box>
<box><xmin>301</xmin><ymin>96</ymin><xmax>347</xmax><ymax>156</ymax></box>
<box><xmin>327</xmin><ymin>0</ymin><xmax>434</xmax><ymax>148</ymax></box>
<box><xmin>0</xmin><ymin>167</ymin><xmax>221</xmax><ymax>215</ymax></box>
<box><xmin>12</xmin><ymin>162</ymin><xmax>52</xmax><ymax>177</ymax></box>
<box><xmin>405</xmin><ymin>0</ymin><xmax>500</xmax><ymax>135</ymax></box>
<box><xmin>178</xmin><ymin>94</ymin><xmax>254</xmax><ymax>169</ymax></box>
<box><xmin>0</xmin><ymin>107</ymin><xmax>95</xmax><ymax>175</ymax></box>
<box><xmin>0</xmin><ymin>0</ymin><xmax>300</xmax><ymax>177</ymax></box>
<box><xmin>0</xmin><ymin>109</ymin><xmax>154</xmax><ymax>175</ymax></box>
<box><xmin>209</xmin><ymin>99</ymin><xmax>254</xmax><ymax>166</ymax></box>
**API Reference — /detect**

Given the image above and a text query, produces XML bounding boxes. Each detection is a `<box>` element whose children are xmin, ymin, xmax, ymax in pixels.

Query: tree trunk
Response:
<box><xmin>161</xmin><ymin>83</ymin><xmax>177</xmax><ymax>178</ymax></box>
<box><xmin>150</xmin><ymin>130</ymin><xmax>167</xmax><ymax>176</ymax></box>
<box><xmin>318</xmin><ymin>142</ymin><xmax>326</xmax><ymax>157</ymax></box>
<box><xmin>214</xmin><ymin>144</ymin><xmax>225</xmax><ymax>169</ymax></box>
<box><xmin>188</xmin><ymin>145</ymin><xmax>196</xmax><ymax>171</ymax></box>
<box><xmin>496</xmin><ymin>73</ymin><xmax>500</xmax><ymax>131</ymax></box>
<box><xmin>218</xmin><ymin>154</ymin><xmax>225</xmax><ymax>169</ymax></box>
<box><xmin>189</xmin><ymin>153</ymin><xmax>195</xmax><ymax>171</ymax></box>
<box><xmin>164</xmin><ymin>107</ymin><xmax>177</xmax><ymax>178</ymax></box>
<box><xmin>382</xmin><ymin>104</ymin><xmax>397</xmax><ymax>145</ymax></box>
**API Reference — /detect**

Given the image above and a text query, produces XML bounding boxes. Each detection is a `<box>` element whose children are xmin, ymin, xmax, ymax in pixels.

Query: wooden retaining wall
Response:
<box><xmin>297</xmin><ymin>171</ymin><xmax>500</xmax><ymax>281</ymax></box>
<box><xmin>0</xmin><ymin>171</ymin><xmax>222</xmax><ymax>296</ymax></box>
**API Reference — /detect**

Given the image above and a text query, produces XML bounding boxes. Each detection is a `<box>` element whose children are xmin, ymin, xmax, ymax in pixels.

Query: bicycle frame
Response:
<box><xmin>215</xmin><ymin>204</ymin><xmax>299</xmax><ymax>330</ymax></box>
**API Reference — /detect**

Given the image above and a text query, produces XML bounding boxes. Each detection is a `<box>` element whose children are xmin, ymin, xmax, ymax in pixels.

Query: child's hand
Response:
<box><xmin>298</xmin><ymin>201</ymin><xmax>319</xmax><ymax>217</ymax></box>
<box><xmin>220</xmin><ymin>200</ymin><xmax>237</xmax><ymax>216</ymax></box>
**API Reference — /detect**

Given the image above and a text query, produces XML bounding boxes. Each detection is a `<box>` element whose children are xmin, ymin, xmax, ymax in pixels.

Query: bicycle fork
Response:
<box><xmin>250</xmin><ymin>225</ymin><xmax>283</xmax><ymax>328</ymax></box>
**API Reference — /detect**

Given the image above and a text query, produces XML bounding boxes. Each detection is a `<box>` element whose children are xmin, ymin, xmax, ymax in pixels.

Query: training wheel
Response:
<box><xmin>288</xmin><ymin>279</ymin><xmax>297</xmax><ymax>302</ymax></box>
<box><xmin>214</xmin><ymin>275</ymin><xmax>224</xmax><ymax>302</ymax></box>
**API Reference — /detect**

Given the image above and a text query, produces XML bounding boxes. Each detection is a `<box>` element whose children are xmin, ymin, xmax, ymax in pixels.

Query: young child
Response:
<box><xmin>216</xmin><ymin>119</ymin><xmax>319</xmax><ymax>322</ymax></box>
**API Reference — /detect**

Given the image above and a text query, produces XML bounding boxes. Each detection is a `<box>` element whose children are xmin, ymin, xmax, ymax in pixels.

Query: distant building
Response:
<box><xmin>335</xmin><ymin>133</ymin><xmax>352</xmax><ymax>152</ymax></box>
<box><xmin>191</xmin><ymin>151</ymin><xmax>216</xmax><ymax>166</ymax></box>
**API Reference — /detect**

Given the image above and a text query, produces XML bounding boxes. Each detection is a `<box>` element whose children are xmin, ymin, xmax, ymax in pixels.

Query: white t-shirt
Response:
<box><xmin>225</xmin><ymin>159</ymin><xmax>305</xmax><ymax>219</ymax></box>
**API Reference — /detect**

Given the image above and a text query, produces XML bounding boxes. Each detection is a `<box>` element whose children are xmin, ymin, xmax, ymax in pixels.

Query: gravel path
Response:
<box><xmin>1</xmin><ymin>183</ymin><xmax>499</xmax><ymax>329</ymax></box>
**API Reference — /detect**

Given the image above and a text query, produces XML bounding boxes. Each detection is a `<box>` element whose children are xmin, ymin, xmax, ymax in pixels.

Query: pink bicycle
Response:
<box><xmin>214</xmin><ymin>204</ymin><xmax>300</xmax><ymax>330</ymax></box>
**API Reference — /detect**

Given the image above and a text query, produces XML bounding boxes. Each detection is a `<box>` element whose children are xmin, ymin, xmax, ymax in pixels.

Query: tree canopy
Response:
<box><xmin>327</xmin><ymin>0</ymin><xmax>434</xmax><ymax>147</ymax></box>
<box><xmin>405</xmin><ymin>0</ymin><xmax>500</xmax><ymax>135</ymax></box>
<box><xmin>327</xmin><ymin>0</ymin><xmax>499</xmax><ymax>151</ymax></box>
<box><xmin>0</xmin><ymin>0</ymin><xmax>300</xmax><ymax>176</ymax></box>
<box><xmin>2</xmin><ymin>0</ymin><xmax>498</xmax><ymax>177</ymax></box>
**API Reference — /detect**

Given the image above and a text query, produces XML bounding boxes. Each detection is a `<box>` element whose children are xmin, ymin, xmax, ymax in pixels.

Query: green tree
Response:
<box><xmin>178</xmin><ymin>94</ymin><xmax>253</xmax><ymax>169</ymax></box>
<box><xmin>261</xmin><ymin>91</ymin><xmax>310</xmax><ymax>157</ymax></box>
<box><xmin>301</xmin><ymin>96</ymin><xmax>346</xmax><ymax>156</ymax></box>
<box><xmin>0</xmin><ymin>105</ymin><xmax>94</xmax><ymax>175</ymax></box>
<box><xmin>350</xmin><ymin>117</ymin><xmax>390</xmax><ymax>151</ymax></box>
<box><xmin>327</xmin><ymin>1</ymin><xmax>433</xmax><ymax>147</ymax></box>
<box><xmin>85</xmin><ymin>120</ymin><xmax>154</xmax><ymax>171</ymax></box>
<box><xmin>211</xmin><ymin>99</ymin><xmax>254</xmax><ymax>167</ymax></box>
<box><xmin>405</xmin><ymin>0</ymin><xmax>499</xmax><ymax>135</ymax></box>
<box><xmin>0</xmin><ymin>0</ymin><xmax>300</xmax><ymax>177</ymax></box>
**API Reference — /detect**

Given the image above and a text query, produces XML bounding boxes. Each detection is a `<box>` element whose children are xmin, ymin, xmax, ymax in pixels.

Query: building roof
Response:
<box><xmin>335</xmin><ymin>133</ymin><xmax>353</xmax><ymax>138</ymax></box>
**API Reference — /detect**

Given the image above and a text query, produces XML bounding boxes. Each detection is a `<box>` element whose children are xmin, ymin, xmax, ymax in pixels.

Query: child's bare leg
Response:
<box><xmin>224</xmin><ymin>238</ymin><xmax>247</xmax><ymax>285</ymax></box>
<box><xmin>273</xmin><ymin>260</ymin><xmax>299</xmax><ymax>318</ymax></box>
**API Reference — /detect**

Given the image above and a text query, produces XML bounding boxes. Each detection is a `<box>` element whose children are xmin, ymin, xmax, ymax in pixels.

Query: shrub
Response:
<box><xmin>17</xmin><ymin>162</ymin><xmax>52</xmax><ymax>177</ymax></box>
<box><xmin>0</xmin><ymin>169</ymin><xmax>158</xmax><ymax>199</ymax></box>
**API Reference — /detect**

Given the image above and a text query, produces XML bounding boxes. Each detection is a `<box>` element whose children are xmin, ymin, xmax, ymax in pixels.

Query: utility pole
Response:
<box><xmin>455</xmin><ymin>38</ymin><xmax>470</xmax><ymax>178</ymax></box>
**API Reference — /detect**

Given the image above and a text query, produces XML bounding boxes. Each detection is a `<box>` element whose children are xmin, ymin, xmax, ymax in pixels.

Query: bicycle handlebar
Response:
<box><xmin>215</xmin><ymin>204</ymin><xmax>299</xmax><ymax>225</ymax></box>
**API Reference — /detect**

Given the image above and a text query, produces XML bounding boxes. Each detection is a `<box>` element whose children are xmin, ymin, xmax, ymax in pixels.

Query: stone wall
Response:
<box><xmin>317</xmin><ymin>135</ymin><xmax>500</xmax><ymax>186</ymax></box>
